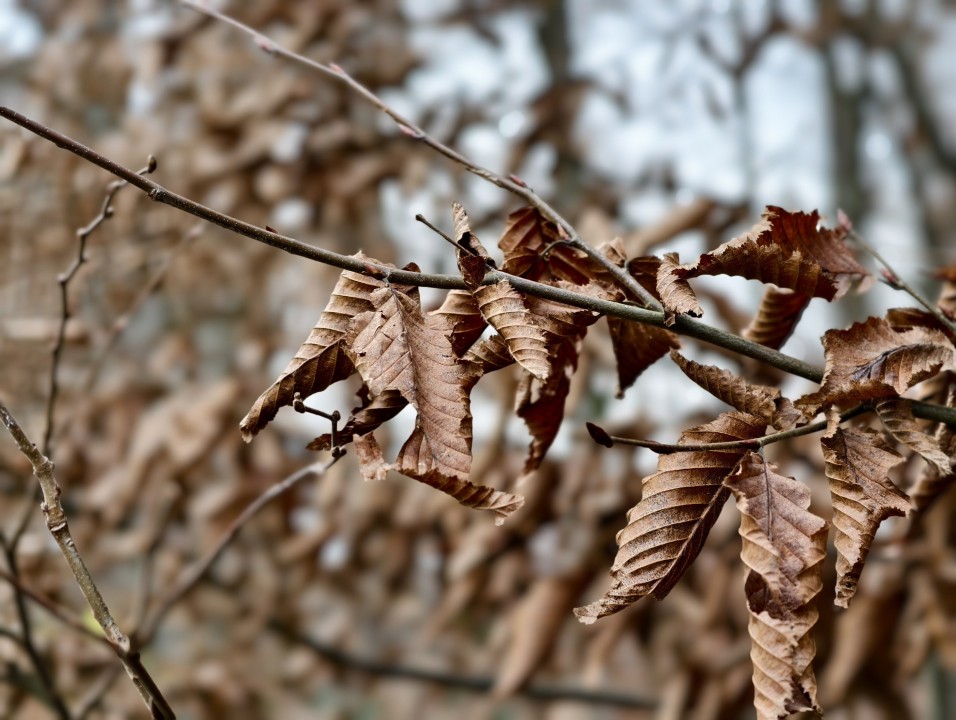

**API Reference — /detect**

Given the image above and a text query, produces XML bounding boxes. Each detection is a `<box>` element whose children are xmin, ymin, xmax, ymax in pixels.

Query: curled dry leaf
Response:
<box><xmin>821</xmin><ymin>428</ymin><xmax>909</xmax><ymax>608</ymax></box>
<box><xmin>674</xmin><ymin>206</ymin><xmax>868</xmax><ymax>301</ymax></box>
<box><xmin>742</xmin><ymin>287</ymin><xmax>811</xmax><ymax>350</ymax></box>
<box><xmin>574</xmin><ymin>412</ymin><xmax>767</xmax><ymax>622</ymax></box>
<box><xmin>796</xmin><ymin>315</ymin><xmax>955</xmax><ymax>416</ymax></box>
<box><xmin>669</xmin><ymin>350</ymin><xmax>803</xmax><ymax>429</ymax></box>
<box><xmin>430</xmin><ymin>289</ymin><xmax>487</xmax><ymax>358</ymax></box>
<box><xmin>306</xmin><ymin>388</ymin><xmax>406</xmax><ymax>452</ymax></box>
<box><xmin>657</xmin><ymin>252</ymin><xmax>703</xmax><ymax>325</ymax></box>
<box><xmin>908</xmin><ymin>380</ymin><xmax>956</xmax><ymax>511</ymax></box>
<box><xmin>346</xmin><ymin>280</ymin><xmax>523</xmax><ymax>523</ymax></box>
<box><xmin>875</xmin><ymin>398</ymin><xmax>952</xmax><ymax>475</ymax></box>
<box><xmin>607</xmin><ymin>318</ymin><xmax>679</xmax><ymax>397</ymax></box>
<box><xmin>240</xmin><ymin>256</ymin><xmax>385</xmax><ymax>440</ymax></box>
<box><xmin>724</xmin><ymin>452</ymin><xmax>827</xmax><ymax>720</ymax></box>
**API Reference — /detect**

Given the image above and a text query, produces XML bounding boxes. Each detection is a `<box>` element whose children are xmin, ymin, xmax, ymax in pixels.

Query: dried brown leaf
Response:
<box><xmin>742</xmin><ymin>288</ymin><xmax>811</xmax><ymax>349</ymax></box>
<box><xmin>675</xmin><ymin>206</ymin><xmax>868</xmax><ymax>300</ymax></box>
<box><xmin>796</xmin><ymin>316</ymin><xmax>955</xmax><ymax>416</ymax></box>
<box><xmin>430</xmin><ymin>289</ymin><xmax>486</xmax><ymax>358</ymax></box>
<box><xmin>875</xmin><ymin>398</ymin><xmax>952</xmax><ymax>475</ymax></box>
<box><xmin>306</xmin><ymin>388</ymin><xmax>406</xmax><ymax>452</ymax></box>
<box><xmin>462</xmin><ymin>333</ymin><xmax>516</xmax><ymax>377</ymax></box>
<box><xmin>821</xmin><ymin>428</ymin><xmax>909</xmax><ymax>608</ymax></box>
<box><xmin>626</xmin><ymin>255</ymin><xmax>664</xmax><ymax>302</ymax></box>
<box><xmin>574</xmin><ymin>412</ymin><xmax>767</xmax><ymax>622</ymax></box>
<box><xmin>607</xmin><ymin>317</ymin><xmax>680</xmax><ymax>397</ymax></box>
<box><xmin>910</xmin><ymin>379</ymin><xmax>956</xmax><ymax>511</ymax></box>
<box><xmin>657</xmin><ymin>252</ymin><xmax>703</xmax><ymax>325</ymax></box>
<box><xmin>669</xmin><ymin>351</ymin><xmax>802</xmax><ymax>429</ymax></box>
<box><xmin>240</xmin><ymin>257</ymin><xmax>384</xmax><ymax>440</ymax></box>
<box><xmin>347</xmin><ymin>281</ymin><xmax>523</xmax><ymax>522</ymax></box>
<box><xmin>724</xmin><ymin>452</ymin><xmax>827</xmax><ymax>720</ymax></box>
<box><xmin>474</xmin><ymin>281</ymin><xmax>551</xmax><ymax>380</ymax></box>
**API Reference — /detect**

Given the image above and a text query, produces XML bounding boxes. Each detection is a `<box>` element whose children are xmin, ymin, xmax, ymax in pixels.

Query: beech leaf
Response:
<box><xmin>240</xmin><ymin>256</ymin><xmax>385</xmax><ymax>441</ymax></box>
<box><xmin>657</xmin><ymin>252</ymin><xmax>703</xmax><ymax>325</ymax></box>
<box><xmin>607</xmin><ymin>318</ymin><xmax>680</xmax><ymax>397</ymax></box>
<box><xmin>347</xmin><ymin>280</ymin><xmax>523</xmax><ymax>522</ymax></box>
<box><xmin>821</xmin><ymin>428</ymin><xmax>909</xmax><ymax>608</ymax></box>
<box><xmin>875</xmin><ymin>398</ymin><xmax>952</xmax><ymax>475</ymax></box>
<box><xmin>574</xmin><ymin>412</ymin><xmax>767</xmax><ymax>622</ymax></box>
<box><xmin>430</xmin><ymin>289</ymin><xmax>487</xmax><ymax>358</ymax></box>
<box><xmin>474</xmin><ymin>281</ymin><xmax>551</xmax><ymax>380</ymax></box>
<box><xmin>725</xmin><ymin>452</ymin><xmax>827</xmax><ymax>720</ymax></box>
<box><xmin>742</xmin><ymin>287</ymin><xmax>811</xmax><ymax>350</ymax></box>
<box><xmin>675</xmin><ymin>206</ymin><xmax>868</xmax><ymax>300</ymax></box>
<box><xmin>670</xmin><ymin>350</ymin><xmax>803</xmax><ymax>429</ymax></box>
<box><xmin>796</xmin><ymin>316</ymin><xmax>955</xmax><ymax>416</ymax></box>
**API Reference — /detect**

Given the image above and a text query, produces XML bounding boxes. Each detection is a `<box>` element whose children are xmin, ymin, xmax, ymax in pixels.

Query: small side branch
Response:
<box><xmin>0</xmin><ymin>401</ymin><xmax>176</xmax><ymax>720</ymax></box>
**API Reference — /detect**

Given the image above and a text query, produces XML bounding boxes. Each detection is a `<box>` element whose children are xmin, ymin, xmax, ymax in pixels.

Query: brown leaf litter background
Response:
<box><xmin>2</xmin><ymin>2</ymin><xmax>956</xmax><ymax>719</ymax></box>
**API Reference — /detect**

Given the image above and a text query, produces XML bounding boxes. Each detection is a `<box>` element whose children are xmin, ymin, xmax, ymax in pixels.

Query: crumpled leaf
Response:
<box><xmin>724</xmin><ymin>452</ymin><xmax>827</xmax><ymax>720</ymax></box>
<box><xmin>240</xmin><ymin>256</ymin><xmax>384</xmax><ymax>440</ymax></box>
<box><xmin>674</xmin><ymin>206</ymin><xmax>868</xmax><ymax>301</ymax></box>
<box><xmin>908</xmin><ymin>379</ymin><xmax>956</xmax><ymax>511</ymax></box>
<box><xmin>796</xmin><ymin>316</ymin><xmax>955</xmax><ymax>416</ymax></box>
<box><xmin>657</xmin><ymin>252</ymin><xmax>703</xmax><ymax>325</ymax></box>
<box><xmin>474</xmin><ymin>281</ymin><xmax>551</xmax><ymax>380</ymax></box>
<box><xmin>346</xmin><ymin>278</ymin><xmax>523</xmax><ymax>523</ymax></box>
<box><xmin>875</xmin><ymin>398</ymin><xmax>952</xmax><ymax>475</ymax></box>
<box><xmin>462</xmin><ymin>333</ymin><xmax>516</xmax><ymax>377</ymax></box>
<box><xmin>821</xmin><ymin>427</ymin><xmax>909</xmax><ymax>607</ymax></box>
<box><xmin>742</xmin><ymin>287</ymin><xmax>811</xmax><ymax>350</ymax></box>
<box><xmin>607</xmin><ymin>317</ymin><xmax>680</xmax><ymax>398</ymax></box>
<box><xmin>574</xmin><ymin>412</ymin><xmax>767</xmax><ymax>622</ymax></box>
<box><xmin>670</xmin><ymin>350</ymin><xmax>803</xmax><ymax>429</ymax></box>
<box><xmin>431</xmin><ymin>289</ymin><xmax>487</xmax><ymax>358</ymax></box>
<box><xmin>306</xmin><ymin>387</ymin><xmax>406</xmax><ymax>452</ymax></box>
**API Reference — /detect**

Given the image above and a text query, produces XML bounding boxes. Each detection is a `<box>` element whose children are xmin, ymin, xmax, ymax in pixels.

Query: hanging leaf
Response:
<box><xmin>874</xmin><ymin>398</ymin><xmax>952</xmax><ymax>475</ymax></box>
<box><xmin>742</xmin><ymin>287</ymin><xmax>811</xmax><ymax>350</ymax></box>
<box><xmin>346</xmin><ymin>278</ymin><xmax>523</xmax><ymax>523</ymax></box>
<box><xmin>908</xmin><ymin>380</ymin><xmax>956</xmax><ymax>511</ymax></box>
<box><xmin>724</xmin><ymin>452</ymin><xmax>827</xmax><ymax>720</ymax></box>
<box><xmin>674</xmin><ymin>206</ymin><xmax>868</xmax><ymax>300</ymax></box>
<box><xmin>657</xmin><ymin>252</ymin><xmax>703</xmax><ymax>325</ymax></box>
<box><xmin>430</xmin><ymin>289</ymin><xmax>487</xmax><ymax>358</ymax></box>
<box><xmin>607</xmin><ymin>318</ymin><xmax>680</xmax><ymax>398</ymax></box>
<box><xmin>306</xmin><ymin>388</ymin><xmax>406</xmax><ymax>452</ymax></box>
<box><xmin>669</xmin><ymin>350</ymin><xmax>803</xmax><ymax>429</ymax></box>
<box><xmin>240</xmin><ymin>256</ymin><xmax>386</xmax><ymax>441</ymax></box>
<box><xmin>796</xmin><ymin>316</ymin><xmax>955</xmax><ymax>416</ymax></box>
<box><xmin>821</xmin><ymin>427</ymin><xmax>909</xmax><ymax>608</ymax></box>
<box><xmin>626</xmin><ymin>255</ymin><xmax>664</xmax><ymax>302</ymax></box>
<box><xmin>574</xmin><ymin>412</ymin><xmax>767</xmax><ymax>622</ymax></box>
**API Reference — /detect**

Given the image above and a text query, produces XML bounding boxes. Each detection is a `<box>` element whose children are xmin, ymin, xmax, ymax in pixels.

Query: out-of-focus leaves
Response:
<box><xmin>725</xmin><ymin>452</ymin><xmax>827</xmax><ymax>720</ymax></box>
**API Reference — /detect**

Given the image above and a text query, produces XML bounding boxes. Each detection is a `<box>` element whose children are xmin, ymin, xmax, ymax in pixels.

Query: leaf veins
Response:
<box><xmin>347</xmin><ymin>280</ymin><xmax>523</xmax><ymax>523</ymax></box>
<box><xmin>725</xmin><ymin>452</ymin><xmax>827</xmax><ymax>720</ymax></box>
<box><xmin>821</xmin><ymin>427</ymin><xmax>909</xmax><ymax>608</ymax></box>
<box><xmin>742</xmin><ymin>287</ymin><xmax>811</xmax><ymax>350</ymax></box>
<box><xmin>574</xmin><ymin>412</ymin><xmax>767</xmax><ymax>623</ymax></box>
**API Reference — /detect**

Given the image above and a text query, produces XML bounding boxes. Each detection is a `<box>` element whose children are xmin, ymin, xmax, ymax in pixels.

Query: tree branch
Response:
<box><xmin>0</xmin><ymin>401</ymin><xmax>176</xmax><ymax>720</ymax></box>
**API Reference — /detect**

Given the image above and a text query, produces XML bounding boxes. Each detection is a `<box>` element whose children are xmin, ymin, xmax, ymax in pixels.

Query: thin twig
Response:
<box><xmin>587</xmin><ymin>406</ymin><xmax>868</xmax><ymax>453</ymax></box>
<box><xmin>179</xmin><ymin>0</ymin><xmax>660</xmax><ymax>309</ymax></box>
<box><xmin>43</xmin><ymin>156</ymin><xmax>157</xmax><ymax>458</ymax></box>
<box><xmin>0</xmin><ymin>401</ymin><xmax>176</xmax><ymax>720</ymax></box>
<box><xmin>4</xmin><ymin>106</ymin><xmax>956</xmax><ymax>431</ymax></box>
<box><xmin>848</xmin><ymin>228</ymin><xmax>956</xmax><ymax>338</ymax></box>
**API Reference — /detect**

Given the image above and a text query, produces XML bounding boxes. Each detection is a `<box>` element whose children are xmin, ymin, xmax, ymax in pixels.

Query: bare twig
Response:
<box><xmin>43</xmin><ymin>156</ymin><xmax>157</xmax><ymax>458</ymax></box>
<box><xmin>586</xmin><ymin>406</ymin><xmax>868</xmax><ymax>453</ymax></box>
<box><xmin>4</xmin><ymin>107</ymin><xmax>956</xmax><ymax>430</ymax></box>
<box><xmin>179</xmin><ymin>0</ymin><xmax>659</xmax><ymax>309</ymax></box>
<box><xmin>0</xmin><ymin>401</ymin><xmax>176</xmax><ymax>720</ymax></box>
<box><xmin>848</xmin><ymin>228</ymin><xmax>956</xmax><ymax>338</ymax></box>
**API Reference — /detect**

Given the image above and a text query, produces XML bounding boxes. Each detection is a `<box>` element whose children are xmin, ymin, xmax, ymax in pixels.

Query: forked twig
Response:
<box><xmin>0</xmin><ymin>402</ymin><xmax>176</xmax><ymax>720</ymax></box>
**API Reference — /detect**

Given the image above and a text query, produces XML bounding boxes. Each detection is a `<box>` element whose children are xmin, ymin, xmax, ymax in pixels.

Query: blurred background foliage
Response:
<box><xmin>1</xmin><ymin>1</ymin><xmax>955</xmax><ymax>718</ymax></box>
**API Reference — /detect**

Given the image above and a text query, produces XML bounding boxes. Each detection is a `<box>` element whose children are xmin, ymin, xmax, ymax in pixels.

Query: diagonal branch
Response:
<box><xmin>2</xmin><ymin>107</ymin><xmax>956</xmax><ymax>428</ymax></box>
<box><xmin>0</xmin><ymin>401</ymin><xmax>176</xmax><ymax>720</ymax></box>
<box><xmin>179</xmin><ymin>0</ymin><xmax>659</xmax><ymax>309</ymax></box>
